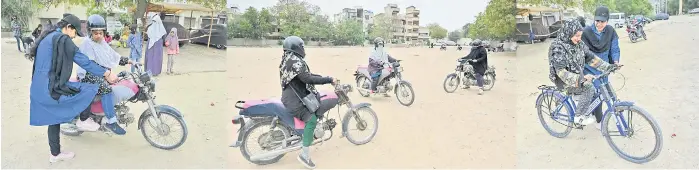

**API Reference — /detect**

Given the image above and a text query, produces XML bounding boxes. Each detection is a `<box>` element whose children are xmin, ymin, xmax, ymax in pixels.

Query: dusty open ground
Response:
<box><xmin>228</xmin><ymin>46</ymin><xmax>517</xmax><ymax>168</ymax></box>
<box><xmin>515</xmin><ymin>15</ymin><xmax>699</xmax><ymax>168</ymax></box>
<box><xmin>1</xmin><ymin>42</ymin><xmax>232</xmax><ymax>168</ymax></box>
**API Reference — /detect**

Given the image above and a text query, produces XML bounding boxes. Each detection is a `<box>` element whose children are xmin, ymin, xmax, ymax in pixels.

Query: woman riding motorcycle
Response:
<box><xmin>26</xmin><ymin>14</ymin><xmax>118</xmax><ymax>162</ymax></box>
<box><xmin>279</xmin><ymin>36</ymin><xmax>338</xmax><ymax>169</ymax></box>
<box><xmin>368</xmin><ymin>37</ymin><xmax>397</xmax><ymax>95</ymax></box>
<box><xmin>75</xmin><ymin>14</ymin><xmax>135</xmax><ymax>134</ymax></box>
<box><xmin>460</xmin><ymin>39</ymin><xmax>488</xmax><ymax>95</ymax></box>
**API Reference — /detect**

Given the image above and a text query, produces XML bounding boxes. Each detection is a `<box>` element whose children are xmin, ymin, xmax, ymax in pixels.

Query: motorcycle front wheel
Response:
<box><xmin>443</xmin><ymin>73</ymin><xmax>460</xmax><ymax>93</ymax></box>
<box><xmin>343</xmin><ymin>106</ymin><xmax>379</xmax><ymax>145</ymax></box>
<box><xmin>140</xmin><ymin>110</ymin><xmax>188</xmax><ymax>150</ymax></box>
<box><xmin>395</xmin><ymin>81</ymin><xmax>415</xmax><ymax>106</ymax></box>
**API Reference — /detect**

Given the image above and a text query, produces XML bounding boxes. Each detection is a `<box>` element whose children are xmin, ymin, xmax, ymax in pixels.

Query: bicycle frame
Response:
<box><xmin>547</xmin><ymin>75</ymin><xmax>632</xmax><ymax>136</ymax></box>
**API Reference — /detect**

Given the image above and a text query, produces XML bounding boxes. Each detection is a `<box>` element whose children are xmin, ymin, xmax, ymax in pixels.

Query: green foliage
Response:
<box><xmin>582</xmin><ymin>0</ymin><xmax>617</xmax><ymax>14</ymax></box>
<box><xmin>448</xmin><ymin>30</ymin><xmax>461</xmax><ymax>42</ymax></box>
<box><xmin>468</xmin><ymin>0</ymin><xmax>515</xmax><ymax>40</ymax></box>
<box><xmin>333</xmin><ymin>19</ymin><xmax>365</xmax><ymax>45</ymax></box>
<box><xmin>272</xmin><ymin>0</ymin><xmax>318</xmax><ymax>37</ymax></box>
<box><xmin>427</xmin><ymin>23</ymin><xmax>447</xmax><ymax>39</ymax></box>
<box><xmin>118</xmin><ymin>13</ymin><xmax>133</xmax><ymax>26</ymax></box>
<box><xmin>615</xmin><ymin>0</ymin><xmax>653</xmax><ymax>16</ymax></box>
<box><xmin>238</xmin><ymin>7</ymin><xmax>264</xmax><ymax>39</ymax></box>
<box><xmin>227</xmin><ymin>14</ymin><xmax>243</xmax><ymax>38</ymax></box>
<box><xmin>461</xmin><ymin>23</ymin><xmax>471</xmax><ymax>38</ymax></box>
<box><xmin>368</xmin><ymin>14</ymin><xmax>393</xmax><ymax>41</ymax></box>
<box><xmin>2</xmin><ymin>0</ymin><xmax>37</xmax><ymax>31</ymax></box>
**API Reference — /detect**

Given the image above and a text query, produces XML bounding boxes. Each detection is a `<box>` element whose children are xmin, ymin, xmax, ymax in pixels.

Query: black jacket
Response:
<box><xmin>461</xmin><ymin>46</ymin><xmax>488</xmax><ymax>74</ymax></box>
<box><xmin>281</xmin><ymin>72</ymin><xmax>333</xmax><ymax>121</ymax></box>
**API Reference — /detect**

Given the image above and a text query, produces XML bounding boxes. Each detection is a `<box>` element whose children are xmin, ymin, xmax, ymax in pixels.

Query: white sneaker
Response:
<box><xmin>49</xmin><ymin>151</ymin><xmax>75</xmax><ymax>163</ymax></box>
<box><xmin>595</xmin><ymin>123</ymin><xmax>601</xmax><ymax>131</ymax></box>
<box><xmin>574</xmin><ymin>115</ymin><xmax>596</xmax><ymax>125</ymax></box>
<box><xmin>478</xmin><ymin>88</ymin><xmax>484</xmax><ymax>95</ymax></box>
<box><xmin>76</xmin><ymin>118</ymin><xmax>100</xmax><ymax>131</ymax></box>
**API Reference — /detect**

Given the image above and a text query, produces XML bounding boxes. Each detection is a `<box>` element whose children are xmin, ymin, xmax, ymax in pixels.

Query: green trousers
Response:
<box><xmin>302</xmin><ymin>114</ymin><xmax>318</xmax><ymax>147</ymax></box>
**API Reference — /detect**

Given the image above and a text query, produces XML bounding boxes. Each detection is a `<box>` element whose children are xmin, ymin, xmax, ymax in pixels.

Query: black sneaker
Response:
<box><xmin>297</xmin><ymin>155</ymin><xmax>316</xmax><ymax>169</ymax></box>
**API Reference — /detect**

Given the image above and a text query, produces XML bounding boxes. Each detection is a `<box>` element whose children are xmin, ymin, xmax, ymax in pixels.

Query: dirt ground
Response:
<box><xmin>515</xmin><ymin>15</ymin><xmax>699</xmax><ymax>168</ymax></box>
<box><xmin>228</xmin><ymin>47</ymin><xmax>518</xmax><ymax>168</ymax></box>
<box><xmin>1</xmin><ymin>42</ymin><xmax>233</xmax><ymax>168</ymax></box>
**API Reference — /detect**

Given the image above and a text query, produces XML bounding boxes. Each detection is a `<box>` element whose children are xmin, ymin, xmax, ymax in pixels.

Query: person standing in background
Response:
<box><xmin>127</xmin><ymin>24</ymin><xmax>143</xmax><ymax>72</ymax></box>
<box><xmin>144</xmin><ymin>13</ymin><xmax>166</xmax><ymax>76</ymax></box>
<box><xmin>165</xmin><ymin>28</ymin><xmax>179</xmax><ymax>75</ymax></box>
<box><xmin>12</xmin><ymin>16</ymin><xmax>26</xmax><ymax>52</ymax></box>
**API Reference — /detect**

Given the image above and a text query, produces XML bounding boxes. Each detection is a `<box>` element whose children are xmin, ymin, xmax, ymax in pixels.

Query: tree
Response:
<box><xmin>271</xmin><ymin>0</ymin><xmax>317</xmax><ymax>37</ymax></box>
<box><xmin>468</xmin><ymin>0</ymin><xmax>515</xmax><ymax>40</ymax></box>
<box><xmin>228</xmin><ymin>14</ymin><xmax>244</xmax><ymax>38</ymax></box>
<box><xmin>615</xmin><ymin>0</ymin><xmax>653</xmax><ymax>16</ymax></box>
<box><xmin>668</xmin><ymin>0</ymin><xmax>699</xmax><ymax>15</ymax></box>
<box><xmin>461</xmin><ymin>23</ymin><xmax>471</xmax><ymax>37</ymax></box>
<box><xmin>333</xmin><ymin>19</ymin><xmax>365</xmax><ymax>45</ymax></box>
<box><xmin>258</xmin><ymin>8</ymin><xmax>274</xmax><ymax>35</ymax></box>
<box><xmin>368</xmin><ymin>14</ymin><xmax>393</xmax><ymax>42</ymax></box>
<box><xmin>2</xmin><ymin>0</ymin><xmax>37</xmax><ymax>31</ymax></box>
<box><xmin>448</xmin><ymin>30</ymin><xmax>462</xmax><ymax>42</ymax></box>
<box><xmin>238</xmin><ymin>7</ymin><xmax>264</xmax><ymax>39</ymax></box>
<box><xmin>427</xmin><ymin>23</ymin><xmax>448</xmax><ymax>39</ymax></box>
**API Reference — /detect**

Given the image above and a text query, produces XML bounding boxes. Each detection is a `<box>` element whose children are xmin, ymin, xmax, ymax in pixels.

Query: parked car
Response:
<box><xmin>189</xmin><ymin>24</ymin><xmax>227</xmax><ymax>49</ymax></box>
<box><xmin>548</xmin><ymin>20</ymin><xmax>563</xmax><ymax>38</ymax></box>
<box><xmin>609</xmin><ymin>13</ymin><xmax>626</xmax><ymax>28</ymax></box>
<box><xmin>162</xmin><ymin>22</ymin><xmax>189</xmax><ymax>47</ymax></box>
<box><xmin>655</xmin><ymin>13</ymin><xmax>670</xmax><ymax>20</ymax></box>
<box><xmin>443</xmin><ymin>41</ymin><xmax>457</xmax><ymax>46</ymax></box>
<box><xmin>689</xmin><ymin>8</ymin><xmax>699</xmax><ymax>14</ymax></box>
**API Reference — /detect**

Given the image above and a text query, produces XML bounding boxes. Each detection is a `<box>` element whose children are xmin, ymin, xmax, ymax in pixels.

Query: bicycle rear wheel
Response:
<box><xmin>602</xmin><ymin>105</ymin><xmax>662</xmax><ymax>164</ymax></box>
<box><xmin>535</xmin><ymin>91</ymin><xmax>573</xmax><ymax>138</ymax></box>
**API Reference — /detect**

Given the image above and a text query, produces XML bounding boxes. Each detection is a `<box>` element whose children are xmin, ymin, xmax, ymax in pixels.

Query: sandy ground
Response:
<box><xmin>515</xmin><ymin>15</ymin><xmax>699</xmax><ymax>168</ymax></box>
<box><xmin>228</xmin><ymin>47</ymin><xmax>518</xmax><ymax>168</ymax></box>
<box><xmin>1</xmin><ymin>41</ymin><xmax>233</xmax><ymax>168</ymax></box>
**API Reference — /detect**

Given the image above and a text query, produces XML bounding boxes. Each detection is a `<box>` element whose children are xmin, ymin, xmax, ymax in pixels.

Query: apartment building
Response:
<box><xmin>404</xmin><ymin>6</ymin><xmax>422</xmax><ymax>43</ymax></box>
<box><xmin>378</xmin><ymin>4</ymin><xmax>427</xmax><ymax>44</ymax></box>
<box><xmin>333</xmin><ymin>6</ymin><xmax>374</xmax><ymax>36</ymax></box>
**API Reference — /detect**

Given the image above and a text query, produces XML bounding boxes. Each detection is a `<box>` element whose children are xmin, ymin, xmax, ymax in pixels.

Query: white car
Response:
<box><xmin>609</xmin><ymin>13</ymin><xmax>626</xmax><ymax>28</ymax></box>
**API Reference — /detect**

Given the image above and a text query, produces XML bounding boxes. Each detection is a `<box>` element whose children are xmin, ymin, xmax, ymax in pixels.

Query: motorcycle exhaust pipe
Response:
<box><xmin>249</xmin><ymin>134</ymin><xmax>332</xmax><ymax>161</ymax></box>
<box><xmin>249</xmin><ymin>145</ymin><xmax>302</xmax><ymax>161</ymax></box>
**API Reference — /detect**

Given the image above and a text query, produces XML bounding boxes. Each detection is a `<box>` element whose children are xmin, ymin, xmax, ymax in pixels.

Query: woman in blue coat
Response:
<box><xmin>26</xmin><ymin>14</ymin><xmax>118</xmax><ymax>163</ymax></box>
<box><xmin>581</xmin><ymin>6</ymin><xmax>622</xmax><ymax>130</ymax></box>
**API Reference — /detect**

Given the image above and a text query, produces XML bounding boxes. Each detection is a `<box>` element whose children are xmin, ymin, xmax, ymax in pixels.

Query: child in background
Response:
<box><xmin>164</xmin><ymin>28</ymin><xmax>179</xmax><ymax>75</ymax></box>
<box><xmin>127</xmin><ymin>25</ymin><xmax>143</xmax><ymax>72</ymax></box>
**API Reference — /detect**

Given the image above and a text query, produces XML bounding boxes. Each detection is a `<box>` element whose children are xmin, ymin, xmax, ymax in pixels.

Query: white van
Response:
<box><xmin>609</xmin><ymin>13</ymin><xmax>626</xmax><ymax>28</ymax></box>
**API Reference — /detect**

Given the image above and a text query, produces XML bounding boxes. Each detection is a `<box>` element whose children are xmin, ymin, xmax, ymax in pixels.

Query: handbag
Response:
<box><xmin>289</xmin><ymin>59</ymin><xmax>321</xmax><ymax>113</ymax></box>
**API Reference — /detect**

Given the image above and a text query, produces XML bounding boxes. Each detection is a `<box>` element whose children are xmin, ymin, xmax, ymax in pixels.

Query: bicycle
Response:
<box><xmin>534</xmin><ymin>66</ymin><xmax>662</xmax><ymax>164</ymax></box>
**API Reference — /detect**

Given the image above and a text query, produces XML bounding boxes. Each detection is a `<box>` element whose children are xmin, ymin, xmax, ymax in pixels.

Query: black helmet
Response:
<box><xmin>471</xmin><ymin>39</ymin><xmax>482</xmax><ymax>46</ymax></box>
<box><xmin>373</xmin><ymin>37</ymin><xmax>385</xmax><ymax>48</ymax></box>
<box><xmin>87</xmin><ymin>14</ymin><xmax>107</xmax><ymax>32</ymax></box>
<box><xmin>283</xmin><ymin>36</ymin><xmax>305</xmax><ymax>57</ymax></box>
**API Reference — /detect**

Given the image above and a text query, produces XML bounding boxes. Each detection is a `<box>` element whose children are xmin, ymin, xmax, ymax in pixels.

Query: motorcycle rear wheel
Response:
<box><xmin>240</xmin><ymin>119</ymin><xmax>291</xmax><ymax>165</ymax></box>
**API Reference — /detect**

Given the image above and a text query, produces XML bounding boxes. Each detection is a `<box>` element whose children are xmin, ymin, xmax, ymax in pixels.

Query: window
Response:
<box><xmin>184</xmin><ymin>17</ymin><xmax>196</xmax><ymax>28</ymax></box>
<box><xmin>610</xmin><ymin>14</ymin><xmax>620</xmax><ymax>19</ymax></box>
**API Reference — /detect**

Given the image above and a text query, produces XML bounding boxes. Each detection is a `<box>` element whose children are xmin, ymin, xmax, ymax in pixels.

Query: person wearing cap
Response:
<box><xmin>581</xmin><ymin>6</ymin><xmax>622</xmax><ymax>130</ymax></box>
<box><xmin>25</xmin><ymin>14</ymin><xmax>119</xmax><ymax>163</ymax></box>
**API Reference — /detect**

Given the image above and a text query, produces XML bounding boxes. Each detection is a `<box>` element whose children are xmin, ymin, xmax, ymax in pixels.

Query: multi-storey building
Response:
<box><xmin>333</xmin><ymin>6</ymin><xmax>374</xmax><ymax>36</ymax></box>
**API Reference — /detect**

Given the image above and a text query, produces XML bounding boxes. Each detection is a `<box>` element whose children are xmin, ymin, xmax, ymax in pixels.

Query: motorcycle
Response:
<box><xmin>440</xmin><ymin>45</ymin><xmax>447</xmax><ymax>51</ymax></box>
<box><xmin>60</xmin><ymin>63</ymin><xmax>188</xmax><ymax>150</ymax></box>
<box><xmin>354</xmin><ymin>60</ymin><xmax>416</xmax><ymax>106</ymax></box>
<box><xmin>443</xmin><ymin>59</ymin><xmax>497</xmax><ymax>93</ymax></box>
<box><xmin>627</xmin><ymin>23</ymin><xmax>647</xmax><ymax>43</ymax></box>
<box><xmin>457</xmin><ymin>46</ymin><xmax>463</xmax><ymax>51</ymax></box>
<box><xmin>231</xmin><ymin>80</ymin><xmax>378</xmax><ymax>165</ymax></box>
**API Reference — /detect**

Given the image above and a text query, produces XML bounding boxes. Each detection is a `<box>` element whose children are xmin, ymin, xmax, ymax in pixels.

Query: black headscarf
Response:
<box><xmin>279</xmin><ymin>51</ymin><xmax>309</xmax><ymax>89</ymax></box>
<box><xmin>581</xmin><ymin>24</ymin><xmax>618</xmax><ymax>54</ymax></box>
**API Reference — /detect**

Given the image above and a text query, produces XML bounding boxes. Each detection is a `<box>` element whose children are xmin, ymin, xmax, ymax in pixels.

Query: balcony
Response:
<box><xmin>392</xmin><ymin>32</ymin><xmax>405</xmax><ymax>37</ymax></box>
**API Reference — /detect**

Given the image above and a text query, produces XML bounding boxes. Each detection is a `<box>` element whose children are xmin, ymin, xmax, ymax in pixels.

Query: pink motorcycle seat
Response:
<box><xmin>89</xmin><ymin>80</ymin><xmax>139</xmax><ymax>114</ymax></box>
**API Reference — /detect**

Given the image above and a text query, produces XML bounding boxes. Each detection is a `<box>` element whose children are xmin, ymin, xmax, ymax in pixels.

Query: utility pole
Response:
<box><xmin>679</xmin><ymin>0</ymin><xmax>683</xmax><ymax>15</ymax></box>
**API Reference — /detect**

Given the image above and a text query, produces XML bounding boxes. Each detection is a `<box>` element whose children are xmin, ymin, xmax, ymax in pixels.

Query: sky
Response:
<box><xmin>227</xmin><ymin>0</ymin><xmax>491</xmax><ymax>31</ymax></box>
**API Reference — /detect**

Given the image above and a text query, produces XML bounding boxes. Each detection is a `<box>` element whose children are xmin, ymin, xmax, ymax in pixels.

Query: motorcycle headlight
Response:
<box><xmin>396</xmin><ymin>67</ymin><xmax>404</xmax><ymax>72</ymax></box>
<box><xmin>139</xmin><ymin>71</ymin><xmax>152</xmax><ymax>83</ymax></box>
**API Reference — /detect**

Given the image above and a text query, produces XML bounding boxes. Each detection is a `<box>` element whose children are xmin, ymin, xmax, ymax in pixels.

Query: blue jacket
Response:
<box><xmin>583</xmin><ymin>26</ymin><xmax>620</xmax><ymax>83</ymax></box>
<box><xmin>29</xmin><ymin>31</ymin><xmax>108</xmax><ymax>126</ymax></box>
<box><xmin>128</xmin><ymin>32</ymin><xmax>143</xmax><ymax>60</ymax></box>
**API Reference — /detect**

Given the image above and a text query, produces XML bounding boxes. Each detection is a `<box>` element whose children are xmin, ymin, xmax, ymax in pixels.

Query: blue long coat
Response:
<box><xmin>29</xmin><ymin>31</ymin><xmax>108</xmax><ymax>126</ymax></box>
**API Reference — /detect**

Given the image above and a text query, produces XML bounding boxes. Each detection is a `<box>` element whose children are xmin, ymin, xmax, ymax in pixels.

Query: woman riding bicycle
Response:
<box><xmin>547</xmin><ymin>19</ymin><xmax>617</xmax><ymax>125</ymax></box>
<box><xmin>279</xmin><ymin>36</ymin><xmax>338</xmax><ymax>169</ymax></box>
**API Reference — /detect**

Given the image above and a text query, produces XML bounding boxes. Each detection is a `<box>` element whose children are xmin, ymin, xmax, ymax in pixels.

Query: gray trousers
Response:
<box><xmin>167</xmin><ymin>54</ymin><xmax>175</xmax><ymax>72</ymax></box>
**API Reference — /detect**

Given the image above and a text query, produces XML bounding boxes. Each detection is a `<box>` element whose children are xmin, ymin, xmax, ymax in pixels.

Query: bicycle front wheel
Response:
<box><xmin>602</xmin><ymin>105</ymin><xmax>662</xmax><ymax>164</ymax></box>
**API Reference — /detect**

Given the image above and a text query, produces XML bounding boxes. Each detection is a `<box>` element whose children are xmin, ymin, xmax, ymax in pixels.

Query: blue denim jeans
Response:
<box><xmin>14</xmin><ymin>36</ymin><xmax>25</xmax><ymax>51</ymax></box>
